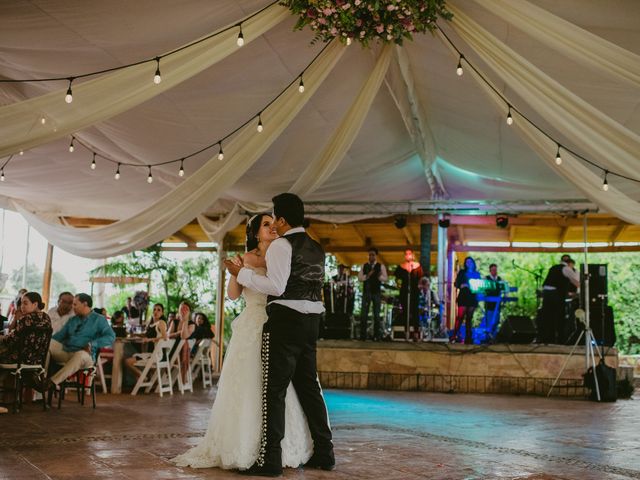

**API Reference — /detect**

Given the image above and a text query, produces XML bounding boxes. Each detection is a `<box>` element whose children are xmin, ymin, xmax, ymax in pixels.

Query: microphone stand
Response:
<box><xmin>512</xmin><ymin>260</ymin><xmax>544</xmax><ymax>310</ymax></box>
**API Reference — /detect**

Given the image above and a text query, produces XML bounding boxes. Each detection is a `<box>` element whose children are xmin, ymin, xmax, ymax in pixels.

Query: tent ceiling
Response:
<box><xmin>1</xmin><ymin>1</ymin><xmax>639</xmax><ymax>230</ymax></box>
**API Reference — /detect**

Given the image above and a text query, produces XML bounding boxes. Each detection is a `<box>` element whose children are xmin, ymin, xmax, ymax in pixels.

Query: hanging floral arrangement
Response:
<box><xmin>283</xmin><ymin>0</ymin><xmax>452</xmax><ymax>46</ymax></box>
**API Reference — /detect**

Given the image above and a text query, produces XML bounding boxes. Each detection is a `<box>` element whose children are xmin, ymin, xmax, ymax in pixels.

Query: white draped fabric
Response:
<box><xmin>448</xmin><ymin>4</ymin><xmax>640</xmax><ymax>182</ymax></box>
<box><xmin>0</xmin><ymin>3</ymin><xmax>289</xmax><ymax>158</ymax></box>
<box><xmin>475</xmin><ymin>0</ymin><xmax>640</xmax><ymax>87</ymax></box>
<box><xmin>14</xmin><ymin>40</ymin><xmax>345</xmax><ymax>258</ymax></box>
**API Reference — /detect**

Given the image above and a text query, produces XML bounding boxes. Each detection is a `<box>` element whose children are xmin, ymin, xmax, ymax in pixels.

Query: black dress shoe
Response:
<box><xmin>241</xmin><ymin>463</ymin><xmax>282</xmax><ymax>477</ymax></box>
<box><xmin>304</xmin><ymin>454</ymin><xmax>335</xmax><ymax>471</ymax></box>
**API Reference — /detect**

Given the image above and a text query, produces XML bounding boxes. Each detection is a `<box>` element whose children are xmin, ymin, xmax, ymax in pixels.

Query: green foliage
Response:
<box><xmin>10</xmin><ymin>263</ymin><xmax>75</xmax><ymax>300</ymax></box>
<box><xmin>470</xmin><ymin>251</ymin><xmax>640</xmax><ymax>354</ymax></box>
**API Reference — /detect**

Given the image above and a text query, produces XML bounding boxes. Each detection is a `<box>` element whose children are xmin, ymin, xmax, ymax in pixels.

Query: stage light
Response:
<box><xmin>496</xmin><ymin>215</ymin><xmax>509</xmax><ymax>229</ymax></box>
<box><xmin>394</xmin><ymin>215</ymin><xmax>407</xmax><ymax>229</ymax></box>
<box><xmin>438</xmin><ymin>217</ymin><xmax>450</xmax><ymax>229</ymax></box>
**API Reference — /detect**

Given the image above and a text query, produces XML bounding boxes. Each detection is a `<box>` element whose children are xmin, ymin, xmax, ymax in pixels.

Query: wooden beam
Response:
<box><xmin>42</xmin><ymin>243</ymin><xmax>54</xmax><ymax>309</ymax></box>
<box><xmin>456</xmin><ymin>226</ymin><xmax>466</xmax><ymax>245</ymax></box>
<box><xmin>453</xmin><ymin>245</ymin><xmax>640</xmax><ymax>253</ymax></box>
<box><xmin>352</xmin><ymin>225</ymin><xmax>371</xmax><ymax>246</ymax></box>
<box><xmin>610</xmin><ymin>224</ymin><xmax>628</xmax><ymax>243</ymax></box>
<box><xmin>172</xmin><ymin>231</ymin><xmax>197</xmax><ymax>247</ymax></box>
<box><xmin>401</xmin><ymin>226</ymin><xmax>415</xmax><ymax>245</ymax></box>
<box><xmin>159</xmin><ymin>246</ymin><xmax>217</xmax><ymax>252</ymax></box>
<box><xmin>559</xmin><ymin>226</ymin><xmax>571</xmax><ymax>244</ymax></box>
<box><xmin>63</xmin><ymin>217</ymin><xmax>115</xmax><ymax>227</ymax></box>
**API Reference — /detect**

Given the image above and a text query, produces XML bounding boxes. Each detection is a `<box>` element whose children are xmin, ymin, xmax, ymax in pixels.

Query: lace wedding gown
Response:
<box><xmin>172</xmin><ymin>267</ymin><xmax>313</xmax><ymax>469</ymax></box>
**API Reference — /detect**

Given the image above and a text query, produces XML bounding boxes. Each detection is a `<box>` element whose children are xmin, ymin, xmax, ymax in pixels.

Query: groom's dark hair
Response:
<box><xmin>272</xmin><ymin>193</ymin><xmax>304</xmax><ymax>228</ymax></box>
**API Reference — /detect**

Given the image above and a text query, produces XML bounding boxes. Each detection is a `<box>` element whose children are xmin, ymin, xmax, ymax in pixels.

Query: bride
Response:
<box><xmin>172</xmin><ymin>213</ymin><xmax>313</xmax><ymax>470</ymax></box>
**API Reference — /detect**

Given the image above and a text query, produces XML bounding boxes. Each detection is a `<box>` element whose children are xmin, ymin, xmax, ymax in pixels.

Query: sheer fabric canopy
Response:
<box><xmin>0</xmin><ymin>0</ymin><xmax>638</xmax><ymax>256</ymax></box>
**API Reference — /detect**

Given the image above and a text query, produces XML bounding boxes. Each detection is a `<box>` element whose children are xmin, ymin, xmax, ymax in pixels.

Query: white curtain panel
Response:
<box><xmin>0</xmin><ymin>3</ymin><xmax>289</xmax><ymax>158</ymax></box>
<box><xmin>15</xmin><ymin>40</ymin><xmax>346</xmax><ymax>258</ymax></box>
<box><xmin>436</xmin><ymin>32</ymin><xmax>640</xmax><ymax>224</ymax></box>
<box><xmin>473</xmin><ymin>0</ymin><xmax>640</xmax><ymax>87</ymax></box>
<box><xmin>448</xmin><ymin>4</ymin><xmax>640</xmax><ymax>181</ymax></box>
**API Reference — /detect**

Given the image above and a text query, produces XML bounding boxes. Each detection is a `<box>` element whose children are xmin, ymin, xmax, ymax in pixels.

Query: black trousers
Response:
<box><xmin>360</xmin><ymin>290</ymin><xmax>382</xmax><ymax>340</ymax></box>
<box><xmin>259</xmin><ymin>304</ymin><xmax>333</xmax><ymax>468</ymax></box>
<box><xmin>540</xmin><ymin>290</ymin><xmax>564</xmax><ymax>344</ymax></box>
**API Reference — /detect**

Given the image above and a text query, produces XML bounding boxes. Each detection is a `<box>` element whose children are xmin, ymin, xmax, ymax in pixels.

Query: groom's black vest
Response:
<box><xmin>268</xmin><ymin>232</ymin><xmax>325</xmax><ymax>304</ymax></box>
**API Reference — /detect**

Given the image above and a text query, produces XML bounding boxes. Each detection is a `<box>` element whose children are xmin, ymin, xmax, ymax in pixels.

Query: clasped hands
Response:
<box><xmin>224</xmin><ymin>255</ymin><xmax>244</xmax><ymax>277</ymax></box>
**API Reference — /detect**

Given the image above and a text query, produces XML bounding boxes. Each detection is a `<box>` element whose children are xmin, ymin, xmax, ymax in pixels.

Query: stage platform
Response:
<box><xmin>316</xmin><ymin>340</ymin><xmax>619</xmax><ymax>397</ymax></box>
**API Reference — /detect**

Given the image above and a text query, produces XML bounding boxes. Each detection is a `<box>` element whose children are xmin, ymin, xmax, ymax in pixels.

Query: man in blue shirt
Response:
<box><xmin>48</xmin><ymin>293</ymin><xmax>115</xmax><ymax>387</ymax></box>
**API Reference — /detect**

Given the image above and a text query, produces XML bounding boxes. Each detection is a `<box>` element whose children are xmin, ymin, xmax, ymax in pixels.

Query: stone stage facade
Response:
<box><xmin>317</xmin><ymin>340</ymin><xmax>620</xmax><ymax>397</ymax></box>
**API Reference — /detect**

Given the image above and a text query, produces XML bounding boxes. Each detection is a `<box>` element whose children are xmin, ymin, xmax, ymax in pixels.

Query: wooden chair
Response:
<box><xmin>0</xmin><ymin>324</ymin><xmax>52</xmax><ymax>413</ymax></box>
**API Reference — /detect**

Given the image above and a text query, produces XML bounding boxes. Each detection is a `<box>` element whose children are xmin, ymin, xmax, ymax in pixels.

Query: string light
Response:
<box><xmin>153</xmin><ymin>57</ymin><xmax>162</xmax><ymax>85</ymax></box>
<box><xmin>257</xmin><ymin>113</ymin><xmax>264</xmax><ymax>133</ymax></box>
<box><xmin>40</xmin><ymin>116</ymin><xmax>46</xmax><ymax>125</ymax></box>
<box><xmin>69</xmin><ymin>136</ymin><xmax>75</xmax><ymax>153</ymax></box>
<box><xmin>0</xmin><ymin>170</ymin><xmax>4</xmax><ymax>182</ymax></box>
<box><xmin>19</xmin><ymin>150</ymin><xmax>24</xmax><ymax>156</ymax></box>
<box><xmin>456</xmin><ymin>55</ymin><xmax>464</xmax><ymax>76</ymax></box>
<box><xmin>237</xmin><ymin>24</ymin><xmax>244</xmax><ymax>47</ymax></box>
<box><xmin>147</xmin><ymin>166</ymin><xmax>153</xmax><ymax>183</ymax></box>
<box><xmin>217</xmin><ymin>142</ymin><xmax>224</xmax><ymax>161</ymax></box>
<box><xmin>555</xmin><ymin>145</ymin><xmax>562</xmax><ymax>165</ymax></box>
<box><xmin>114</xmin><ymin>163</ymin><xmax>121</xmax><ymax>180</ymax></box>
<box><xmin>178</xmin><ymin>159</ymin><xmax>185</xmax><ymax>177</ymax></box>
<box><xmin>602</xmin><ymin>171</ymin><xmax>609</xmax><ymax>191</ymax></box>
<box><xmin>298</xmin><ymin>76</ymin><xmax>305</xmax><ymax>93</ymax></box>
<box><xmin>91</xmin><ymin>152</ymin><xmax>97</xmax><ymax>170</ymax></box>
<box><xmin>65</xmin><ymin>78</ymin><xmax>73</xmax><ymax>103</ymax></box>
<box><xmin>506</xmin><ymin>106</ymin><xmax>513</xmax><ymax>125</ymax></box>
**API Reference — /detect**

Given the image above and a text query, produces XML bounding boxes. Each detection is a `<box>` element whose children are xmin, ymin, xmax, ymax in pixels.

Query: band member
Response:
<box><xmin>540</xmin><ymin>255</ymin><xmax>580</xmax><ymax>344</ymax></box>
<box><xmin>418</xmin><ymin>277</ymin><xmax>439</xmax><ymax>338</ymax></box>
<box><xmin>453</xmin><ymin>256</ymin><xmax>481</xmax><ymax>344</ymax></box>
<box><xmin>484</xmin><ymin>263</ymin><xmax>503</xmax><ymax>340</ymax></box>
<box><xmin>357</xmin><ymin>248</ymin><xmax>388</xmax><ymax>341</ymax></box>
<box><xmin>394</xmin><ymin>249</ymin><xmax>423</xmax><ymax>341</ymax></box>
<box><xmin>331</xmin><ymin>264</ymin><xmax>353</xmax><ymax>314</ymax></box>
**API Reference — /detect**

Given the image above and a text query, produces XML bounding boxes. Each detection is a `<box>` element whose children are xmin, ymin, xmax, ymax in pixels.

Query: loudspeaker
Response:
<box><xmin>496</xmin><ymin>315</ymin><xmax>536</xmax><ymax>344</ymax></box>
<box><xmin>581</xmin><ymin>263</ymin><xmax>608</xmax><ymax>306</ymax></box>
<box><xmin>589</xmin><ymin>304</ymin><xmax>616</xmax><ymax>346</ymax></box>
<box><xmin>321</xmin><ymin>313</ymin><xmax>352</xmax><ymax>340</ymax></box>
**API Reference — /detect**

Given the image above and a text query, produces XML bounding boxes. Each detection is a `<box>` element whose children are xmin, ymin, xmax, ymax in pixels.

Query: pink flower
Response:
<box><xmin>342</xmin><ymin>3</ymin><xmax>351</xmax><ymax>9</ymax></box>
<box><xmin>317</xmin><ymin>17</ymin><xmax>327</xmax><ymax>24</ymax></box>
<box><xmin>322</xmin><ymin>7</ymin><xmax>332</xmax><ymax>15</ymax></box>
<box><xmin>387</xmin><ymin>4</ymin><xmax>395</xmax><ymax>11</ymax></box>
<box><xmin>375</xmin><ymin>24</ymin><xmax>385</xmax><ymax>33</ymax></box>
<box><xmin>354</xmin><ymin>0</ymin><xmax>361</xmax><ymax>5</ymax></box>
<box><xmin>330</xmin><ymin>27</ymin><xmax>338</xmax><ymax>35</ymax></box>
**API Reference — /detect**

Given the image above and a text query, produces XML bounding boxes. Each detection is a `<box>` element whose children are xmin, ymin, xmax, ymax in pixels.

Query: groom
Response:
<box><xmin>225</xmin><ymin>193</ymin><xmax>335</xmax><ymax>477</ymax></box>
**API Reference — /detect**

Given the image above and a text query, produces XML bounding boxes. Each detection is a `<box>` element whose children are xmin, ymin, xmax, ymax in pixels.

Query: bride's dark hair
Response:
<box><xmin>245</xmin><ymin>213</ymin><xmax>271</xmax><ymax>252</ymax></box>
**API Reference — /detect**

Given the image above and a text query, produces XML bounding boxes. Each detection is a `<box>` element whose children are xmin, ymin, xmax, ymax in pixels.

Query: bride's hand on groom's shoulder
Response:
<box><xmin>224</xmin><ymin>256</ymin><xmax>243</xmax><ymax>277</ymax></box>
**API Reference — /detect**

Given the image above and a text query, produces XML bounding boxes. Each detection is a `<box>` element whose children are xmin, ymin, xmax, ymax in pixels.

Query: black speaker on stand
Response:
<box><xmin>496</xmin><ymin>315</ymin><xmax>536</xmax><ymax>344</ymax></box>
<box><xmin>580</xmin><ymin>264</ymin><xmax>615</xmax><ymax>346</ymax></box>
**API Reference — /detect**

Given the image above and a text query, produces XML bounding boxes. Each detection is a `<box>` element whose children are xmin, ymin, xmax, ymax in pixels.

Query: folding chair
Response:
<box><xmin>130</xmin><ymin>340</ymin><xmax>173</xmax><ymax>397</ymax></box>
<box><xmin>95</xmin><ymin>347</ymin><xmax>113</xmax><ymax>393</ymax></box>
<box><xmin>0</xmin><ymin>324</ymin><xmax>52</xmax><ymax>413</ymax></box>
<box><xmin>190</xmin><ymin>339</ymin><xmax>214</xmax><ymax>388</ymax></box>
<box><xmin>169</xmin><ymin>339</ymin><xmax>193</xmax><ymax>394</ymax></box>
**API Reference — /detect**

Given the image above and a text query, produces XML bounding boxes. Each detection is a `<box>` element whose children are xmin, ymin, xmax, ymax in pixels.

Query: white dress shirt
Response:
<box><xmin>47</xmin><ymin>306</ymin><xmax>73</xmax><ymax>334</ymax></box>
<box><xmin>237</xmin><ymin>227</ymin><xmax>325</xmax><ymax>314</ymax></box>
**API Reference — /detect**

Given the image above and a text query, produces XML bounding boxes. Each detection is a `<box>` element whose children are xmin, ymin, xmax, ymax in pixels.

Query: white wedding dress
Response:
<box><xmin>172</xmin><ymin>267</ymin><xmax>313</xmax><ymax>469</ymax></box>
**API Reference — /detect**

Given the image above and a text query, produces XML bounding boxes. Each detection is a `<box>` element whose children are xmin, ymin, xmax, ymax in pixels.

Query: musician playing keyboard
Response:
<box><xmin>484</xmin><ymin>263</ymin><xmax>503</xmax><ymax>340</ymax></box>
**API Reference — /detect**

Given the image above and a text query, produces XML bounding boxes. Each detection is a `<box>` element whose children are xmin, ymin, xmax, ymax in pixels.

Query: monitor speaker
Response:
<box><xmin>321</xmin><ymin>313</ymin><xmax>352</xmax><ymax>340</ymax></box>
<box><xmin>496</xmin><ymin>315</ymin><xmax>536</xmax><ymax>344</ymax></box>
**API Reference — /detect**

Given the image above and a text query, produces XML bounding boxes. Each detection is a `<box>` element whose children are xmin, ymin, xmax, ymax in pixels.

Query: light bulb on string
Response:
<box><xmin>153</xmin><ymin>57</ymin><xmax>162</xmax><ymax>84</ymax></box>
<box><xmin>602</xmin><ymin>171</ymin><xmax>609</xmax><ymax>191</ymax></box>
<box><xmin>298</xmin><ymin>76</ymin><xmax>305</xmax><ymax>93</ymax></box>
<box><xmin>91</xmin><ymin>153</ymin><xmax>96</xmax><ymax>170</ymax></box>
<box><xmin>456</xmin><ymin>55</ymin><xmax>464</xmax><ymax>76</ymax></box>
<box><xmin>65</xmin><ymin>78</ymin><xmax>74</xmax><ymax>103</ymax></box>
<box><xmin>0</xmin><ymin>170</ymin><xmax>4</xmax><ymax>182</ymax></box>
<box><xmin>257</xmin><ymin>113</ymin><xmax>263</xmax><ymax>133</ymax></box>
<box><xmin>114</xmin><ymin>164</ymin><xmax>121</xmax><ymax>180</ymax></box>
<box><xmin>178</xmin><ymin>159</ymin><xmax>185</xmax><ymax>177</ymax></box>
<box><xmin>69</xmin><ymin>136</ymin><xmax>75</xmax><ymax>153</ymax></box>
<box><xmin>40</xmin><ymin>116</ymin><xmax>46</xmax><ymax>125</ymax></box>
<box><xmin>237</xmin><ymin>25</ymin><xmax>244</xmax><ymax>46</ymax></box>
<box><xmin>147</xmin><ymin>166</ymin><xmax>153</xmax><ymax>184</ymax></box>
<box><xmin>19</xmin><ymin>150</ymin><xmax>24</xmax><ymax>156</ymax></box>
<box><xmin>555</xmin><ymin>145</ymin><xmax>562</xmax><ymax>165</ymax></box>
<box><xmin>217</xmin><ymin>142</ymin><xmax>224</xmax><ymax>161</ymax></box>
<box><xmin>506</xmin><ymin>106</ymin><xmax>513</xmax><ymax>125</ymax></box>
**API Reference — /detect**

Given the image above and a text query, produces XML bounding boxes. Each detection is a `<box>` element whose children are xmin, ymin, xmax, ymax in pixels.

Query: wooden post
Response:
<box><xmin>42</xmin><ymin>243</ymin><xmax>54</xmax><ymax>309</ymax></box>
<box><xmin>215</xmin><ymin>249</ymin><xmax>227</xmax><ymax>373</ymax></box>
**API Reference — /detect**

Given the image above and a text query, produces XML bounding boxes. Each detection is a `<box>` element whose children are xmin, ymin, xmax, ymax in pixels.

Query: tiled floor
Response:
<box><xmin>1</xmin><ymin>387</ymin><xmax>638</xmax><ymax>479</ymax></box>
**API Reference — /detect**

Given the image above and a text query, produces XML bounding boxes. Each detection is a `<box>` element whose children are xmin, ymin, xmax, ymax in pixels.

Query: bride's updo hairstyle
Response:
<box><xmin>245</xmin><ymin>213</ymin><xmax>271</xmax><ymax>252</ymax></box>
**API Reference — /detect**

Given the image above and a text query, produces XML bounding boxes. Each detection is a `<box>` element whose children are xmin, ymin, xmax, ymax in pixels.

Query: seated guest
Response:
<box><xmin>177</xmin><ymin>301</ymin><xmax>195</xmax><ymax>383</ymax></box>
<box><xmin>124</xmin><ymin>303</ymin><xmax>168</xmax><ymax>379</ymax></box>
<box><xmin>48</xmin><ymin>291</ymin><xmax>74</xmax><ymax>334</ymax></box>
<box><xmin>191</xmin><ymin>312</ymin><xmax>214</xmax><ymax>340</ymax></box>
<box><xmin>47</xmin><ymin>293</ymin><xmax>115</xmax><ymax>390</ymax></box>
<box><xmin>166</xmin><ymin>311</ymin><xmax>180</xmax><ymax>338</ymax></box>
<box><xmin>110</xmin><ymin>311</ymin><xmax>127</xmax><ymax>338</ymax></box>
<box><xmin>0</xmin><ymin>292</ymin><xmax>52</xmax><ymax>364</ymax></box>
